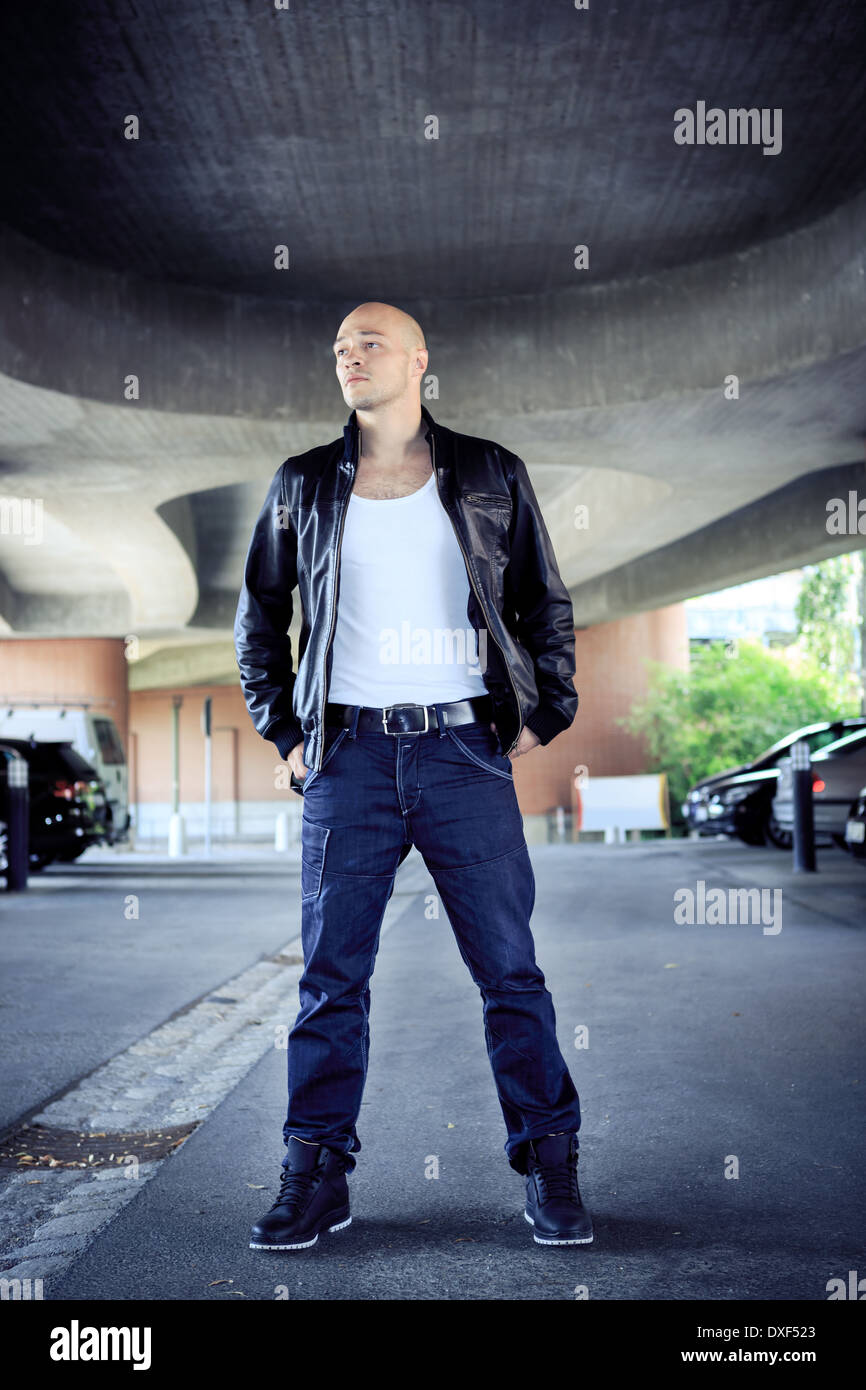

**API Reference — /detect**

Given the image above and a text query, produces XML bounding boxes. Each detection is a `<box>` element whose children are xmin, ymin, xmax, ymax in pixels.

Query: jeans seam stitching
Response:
<box><xmin>446</xmin><ymin>727</ymin><xmax>513</xmax><ymax>780</ymax></box>
<box><xmin>301</xmin><ymin>823</ymin><xmax>331</xmax><ymax>899</ymax></box>
<box><xmin>431</xmin><ymin>842</ymin><xmax>528</xmax><ymax>873</ymax></box>
<box><xmin>303</xmin><ymin>726</ymin><xmax>349</xmax><ymax>790</ymax></box>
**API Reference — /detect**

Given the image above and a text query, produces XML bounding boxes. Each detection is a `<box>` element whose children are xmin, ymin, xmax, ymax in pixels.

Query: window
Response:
<box><xmin>92</xmin><ymin>718</ymin><xmax>125</xmax><ymax>765</ymax></box>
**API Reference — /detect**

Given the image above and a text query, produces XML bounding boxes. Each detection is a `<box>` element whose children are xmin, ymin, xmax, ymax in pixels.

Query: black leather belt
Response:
<box><xmin>325</xmin><ymin>694</ymin><xmax>493</xmax><ymax>735</ymax></box>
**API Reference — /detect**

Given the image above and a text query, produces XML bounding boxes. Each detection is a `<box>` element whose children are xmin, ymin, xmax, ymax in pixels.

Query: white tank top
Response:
<box><xmin>327</xmin><ymin>471</ymin><xmax>485</xmax><ymax>705</ymax></box>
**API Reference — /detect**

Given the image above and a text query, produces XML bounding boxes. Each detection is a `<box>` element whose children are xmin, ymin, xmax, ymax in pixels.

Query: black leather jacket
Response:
<box><xmin>234</xmin><ymin>404</ymin><xmax>578</xmax><ymax>772</ymax></box>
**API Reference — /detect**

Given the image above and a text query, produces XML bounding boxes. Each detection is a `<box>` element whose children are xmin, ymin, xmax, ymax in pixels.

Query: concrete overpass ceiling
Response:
<box><xmin>0</xmin><ymin>0</ymin><xmax>863</xmax><ymax>652</ymax></box>
<box><xmin>1</xmin><ymin>1</ymin><xmax>863</xmax><ymax>297</ymax></box>
<box><xmin>0</xmin><ymin>511</ymin><xmax>121</xmax><ymax>595</ymax></box>
<box><xmin>188</xmin><ymin>482</ymin><xmax>269</xmax><ymax>593</ymax></box>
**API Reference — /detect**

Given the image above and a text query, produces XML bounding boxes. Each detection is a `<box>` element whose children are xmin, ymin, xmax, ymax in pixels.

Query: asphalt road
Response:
<box><xmin>3</xmin><ymin>837</ymin><xmax>865</xmax><ymax>1301</ymax></box>
<box><xmin>0</xmin><ymin>854</ymin><xmax>308</xmax><ymax>1133</ymax></box>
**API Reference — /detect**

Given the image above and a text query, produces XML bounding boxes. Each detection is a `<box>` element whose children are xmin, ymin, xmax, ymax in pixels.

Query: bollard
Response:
<box><xmin>275</xmin><ymin>811</ymin><xmax>291</xmax><ymax>853</ymax></box>
<box><xmin>791</xmin><ymin>739</ymin><xmax>816</xmax><ymax>873</ymax></box>
<box><xmin>168</xmin><ymin>812</ymin><xmax>187</xmax><ymax>858</ymax></box>
<box><xmin>2</xmin><ymin>748</ymin><xmax>29</xmax><ymax>891</ymax></box>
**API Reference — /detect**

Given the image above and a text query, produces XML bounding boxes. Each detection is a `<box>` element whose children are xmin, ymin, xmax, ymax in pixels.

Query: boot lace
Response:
<box><xmin>536</xmin><ymin>1157</ymin><xmax>580</xmax><ymax>1203</ymax></box>
<box><xmin>270</xmin><ymin>1165</ymin><xmax>321</xmax><ymax>1214</ymax></box>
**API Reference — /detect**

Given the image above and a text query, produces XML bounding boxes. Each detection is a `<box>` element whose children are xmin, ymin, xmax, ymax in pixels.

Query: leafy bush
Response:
<box><xmin>619</xmin><ymin>638</ymin><xmax>857</xmax><ymax>816</ymax></box>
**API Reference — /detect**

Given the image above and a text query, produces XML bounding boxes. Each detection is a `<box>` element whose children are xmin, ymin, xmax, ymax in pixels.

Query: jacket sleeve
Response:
<box><xmin>503</xmin><ymin>450</ymin><xmax>579</xmax><ymax>745</ymax></box>
<box><xmin>233</xmin><ymin>462</ymin><xmax>305</xmax><ymax>761</ymax></box>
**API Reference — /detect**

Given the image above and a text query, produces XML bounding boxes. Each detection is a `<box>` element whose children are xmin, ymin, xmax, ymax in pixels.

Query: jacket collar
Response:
<box><xmin>342</xmin><ymin>403</ymin><xmax>438</xmax><ymax>464</ymax></box>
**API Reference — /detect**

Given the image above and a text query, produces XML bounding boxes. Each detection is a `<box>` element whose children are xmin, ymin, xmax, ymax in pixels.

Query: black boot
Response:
<box><xmin>249</xmin><ymin>1137</ymin><xmax>352</xmax><ymax>1250</ymax></box>
<box><xmin>524</xmin><ymin>1133</ymin><xmax>593</xmax><ymax>1245</ymax></box>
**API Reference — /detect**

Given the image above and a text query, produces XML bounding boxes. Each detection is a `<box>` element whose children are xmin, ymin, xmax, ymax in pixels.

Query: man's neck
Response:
<box><xmin>355</xmin><ymin>402</ymin><xmax>428</xmax><ymax>464</ymax></box>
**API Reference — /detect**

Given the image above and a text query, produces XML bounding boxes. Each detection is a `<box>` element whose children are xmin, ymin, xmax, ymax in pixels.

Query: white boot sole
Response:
<box><xmin>524</xmin><ymin>1209</ymin><xmax>593</xmax><ymax>1245</ymax></box>
<box><xmin>250</xmin><ymin>1214</ymin><xmax>352</xmax><ymax>1250</ymax></box>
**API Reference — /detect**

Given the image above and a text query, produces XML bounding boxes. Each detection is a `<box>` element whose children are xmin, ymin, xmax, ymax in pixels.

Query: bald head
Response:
<box><xmin>335</xmin><ymin>301</ymin><xmax>426</xmax><ymax>355</ymax></box>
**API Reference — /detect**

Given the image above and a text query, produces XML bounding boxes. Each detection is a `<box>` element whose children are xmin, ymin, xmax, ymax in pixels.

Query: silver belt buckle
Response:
<box><xmin>381</xmin><ymin>703</ymin><xmax>429</xmax><ymax>735</ymax></box>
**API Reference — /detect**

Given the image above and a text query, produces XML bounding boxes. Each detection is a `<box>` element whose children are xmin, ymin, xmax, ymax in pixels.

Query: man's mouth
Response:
<box><xmin>346</xmin><ymin>376</ymin><xmax>368</xmax><ymax>384</ymax></box>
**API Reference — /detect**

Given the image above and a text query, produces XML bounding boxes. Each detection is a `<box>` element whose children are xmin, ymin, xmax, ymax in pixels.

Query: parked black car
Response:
<box><xmin>681</xmin><ymin>718</ymin><xmax>866</xmax><ymax>848</ymax></box>
<box><xmin>773</xmin><ymin>728</ymin><xmax>866</xmax><ymax>850</ymax></box>
<box><xmin>0</xmin><ymin>738</ymin><xmax>110</xmax><ymax>873</ymax></box>
<box><xmin>844</xmin><ymin>784</ymin><xmax>866</xmax><ymax>860</ymax></box>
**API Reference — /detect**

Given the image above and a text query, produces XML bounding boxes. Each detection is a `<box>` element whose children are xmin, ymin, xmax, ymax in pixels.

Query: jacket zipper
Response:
<box><xmin>317</xmin><ymin>465</ymin><xmax>352</xmax><ymax>771</ymax></box>
<box><xmin>431</xmin><ymin>432</ymin><xmax>523</xmax><ymax>754</ymax></box>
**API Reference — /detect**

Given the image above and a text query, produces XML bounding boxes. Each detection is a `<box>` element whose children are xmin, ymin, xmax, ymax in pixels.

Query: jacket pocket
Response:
<box><xmin>301</xmin><ymin>820</ymin><xmax>331</xmax><ymax>899</ymax></box>
<box><xmin>462</xmin><ymin>491</ymin><xmax>512</xmax><ymax>515</ymax></box>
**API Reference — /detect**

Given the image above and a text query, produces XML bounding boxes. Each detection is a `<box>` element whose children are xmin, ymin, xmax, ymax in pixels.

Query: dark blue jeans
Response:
<box><xmin>283</xmin><ymin>703</ymin><xmax>581</xmax><ymax>1176</ymax></box>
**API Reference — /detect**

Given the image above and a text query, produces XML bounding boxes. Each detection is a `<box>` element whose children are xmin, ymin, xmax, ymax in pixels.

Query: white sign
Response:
<box><xmin>575</xmin><ymin>774</ymin><xmax>670</xmax><ymax>836</ymax></box>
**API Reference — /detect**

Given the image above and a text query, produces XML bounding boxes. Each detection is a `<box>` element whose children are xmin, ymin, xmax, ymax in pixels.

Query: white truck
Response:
<box><xmin>0</xmin><ymin>704</ymin><xmax>130</xmax><ymax>844</ymax></box>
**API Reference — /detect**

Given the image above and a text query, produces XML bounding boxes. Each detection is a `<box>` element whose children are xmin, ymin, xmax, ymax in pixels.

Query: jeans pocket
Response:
<box><xmin>301</xmin><ymin>820</ymin><xmax>331</xmax><ymax>899</ymax></box>
<box><xmin>300</xmin><ymin>725</ymin><xmax>349</xmax><ymax>793</ymax></box>
<box><xmin>446</xmin><ymin>722</ymin><xmax>514</xmax><ymax>780</ymax></box>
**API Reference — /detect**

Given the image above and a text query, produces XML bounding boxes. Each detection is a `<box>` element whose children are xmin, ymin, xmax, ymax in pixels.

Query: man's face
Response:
<box><xmin>332</xmin><ymin>317</ymin><xmax>418</xmax><ymax>411</ymax></box>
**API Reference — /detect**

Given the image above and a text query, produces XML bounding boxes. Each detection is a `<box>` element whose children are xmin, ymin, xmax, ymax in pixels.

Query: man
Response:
<box><xmin>234</xmin><ymin>301</ymin><xmax>591</xmax><ymax>1250</ymax></box>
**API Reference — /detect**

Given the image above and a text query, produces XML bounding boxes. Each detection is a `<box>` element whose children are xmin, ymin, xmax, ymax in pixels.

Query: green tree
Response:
<box><xmin>620</xmin><ymin>638</ymin><xmax>856</xmax><ymax>816</ymax></box>
<box><xmin>795</xmin><ymin>554</ymin><xmax>861</xmax><ymax>707</ymax></box>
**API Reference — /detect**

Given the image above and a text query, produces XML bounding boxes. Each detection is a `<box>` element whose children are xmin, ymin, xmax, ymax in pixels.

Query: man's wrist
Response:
<box><xmin>268</xmin><ymin>720</ymin><xmax>305</xmax><ymax>761</ymax></box>
<box><xmin>524</xmin><ymin>705</ymin><xmax>569</xmax><ymax>747</ymax></box>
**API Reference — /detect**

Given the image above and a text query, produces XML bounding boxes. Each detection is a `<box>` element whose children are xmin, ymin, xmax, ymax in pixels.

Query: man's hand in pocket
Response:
<box><xmin>287</xmin><ymin>739</ymin><xmax>310</xmax><ymax>783</ymax></box>
<box><xmin>490</xmin><ymin>722</ymin><xmax>540</xmax><ymax>759</ymax></box>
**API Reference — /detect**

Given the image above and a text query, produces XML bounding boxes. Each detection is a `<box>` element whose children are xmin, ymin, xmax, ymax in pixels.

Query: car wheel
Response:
<box><xmin>736</xmin><ymin>823</ymin><xmax>766</xmax><ymax>847</ymax></box>
<box><xmin>831</xmin><ymin>833</ymin><xmax>850</xmax><ymax>852</ymax></box>
<box><xmin>28</xmin><ymin>851</ymin><xmax>54</xmax><ymax>872</ymax></box>
<box><xmin>733</xmin><ymin>822</ymin><xmax>767</xmax><ymax>845</ymax></box>
<box><xmin>56</xmin><ymin>845</ymin><xmax>88</xmax><ymax>863</ymax></box>
<box><xmin>764</xmin><ymin>812</ymin><xmax>793</xmax><ymax>850</ymax></box>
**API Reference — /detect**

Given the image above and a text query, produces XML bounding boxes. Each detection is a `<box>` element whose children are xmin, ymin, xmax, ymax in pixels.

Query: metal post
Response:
<box><xmin>171</xmin><ymin>696</ymin><xmax>182</xmax><ymax>815</ymax></box>
<box><xmin>217</xmin><ymin>726</ymin><xmax>240</xmax><ymax>836</ymax></box>
<box><xmin>2</xmin><ymin>749</ymin><xmax>29</xmax><ymax>891</ymax></box>
<box><xmin>791</xmin><ymin>739</ymin><xmax>816</xmax><ymax>873</ymax></box>
<box><xmin>202</xmin><ymin>697</ymin><xmax>212</xmax><ymax>857</ymax></box>
<box><xmin>168</xmin><ymin>696</ymin><xmax>187</xmax><ymax>857</ymax></box>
